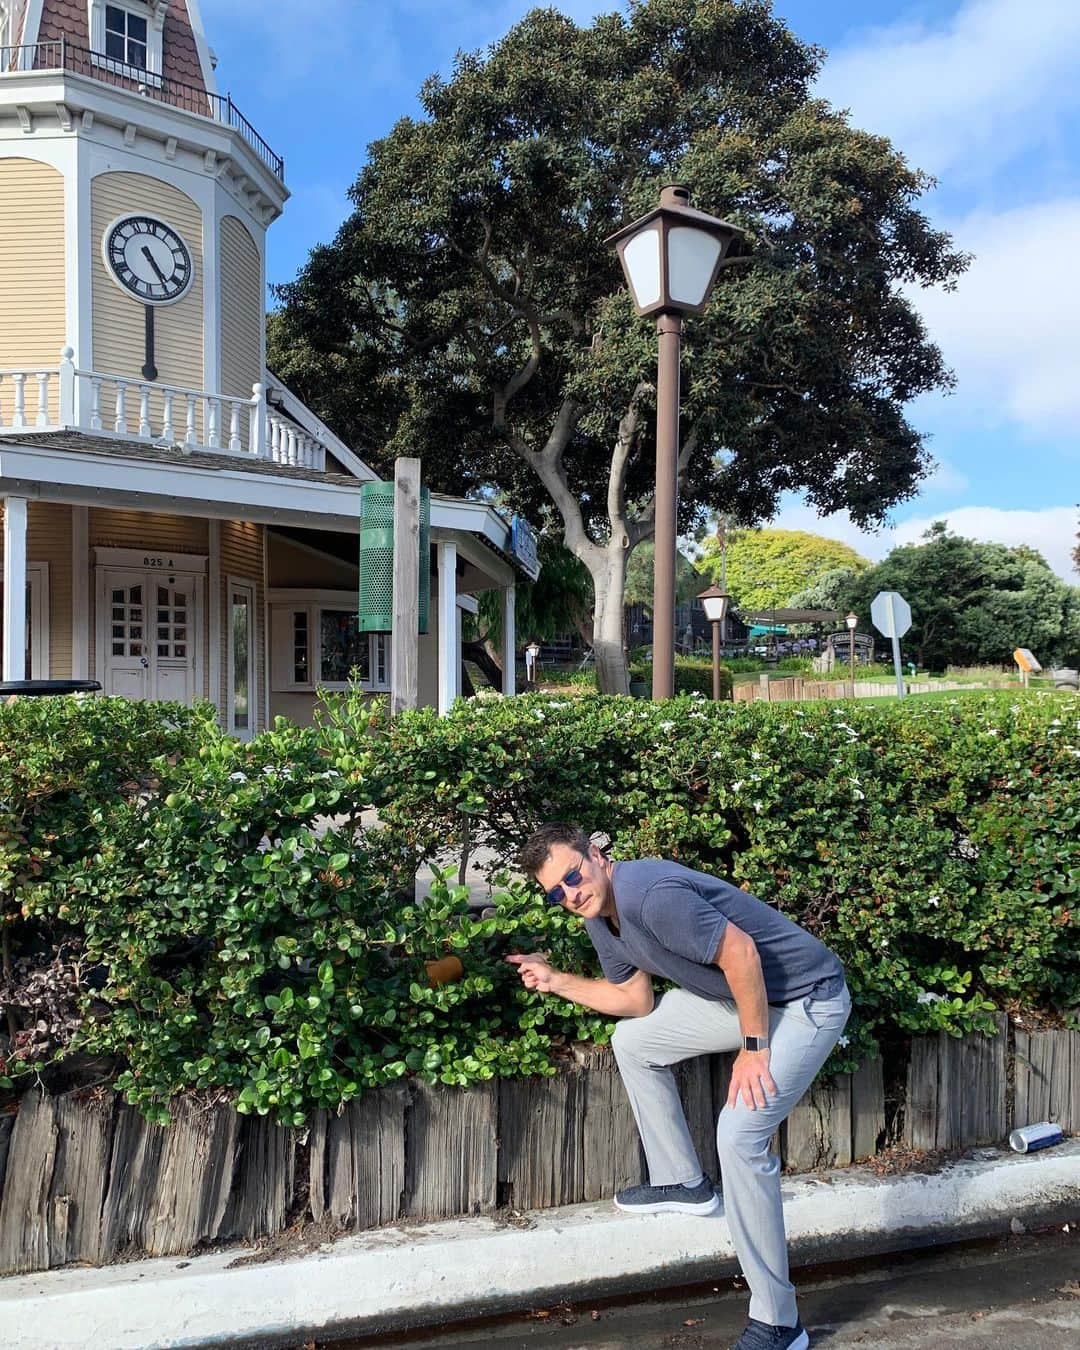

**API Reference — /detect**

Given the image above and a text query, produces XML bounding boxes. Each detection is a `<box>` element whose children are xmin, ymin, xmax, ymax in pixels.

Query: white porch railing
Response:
<box><xmin>0</xmin><ymin>348</ymin><xmax>326</xmax><ymax>472</ymax></box>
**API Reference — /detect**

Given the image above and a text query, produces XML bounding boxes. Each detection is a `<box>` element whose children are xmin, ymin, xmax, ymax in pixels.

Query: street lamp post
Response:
<box><xmin>607</xmin><ymin>186</ymin><xmax>741</xmax><ymax>700</ymax></box>
<box><xmin>845</xmin><ymin>611</ymin><xmax>858</xmax><ymax>688</ymax></box>
<box><xmin>698</xmin><ymin>584</ymin><xmax>731</xmax><ymax>701</ymax></box>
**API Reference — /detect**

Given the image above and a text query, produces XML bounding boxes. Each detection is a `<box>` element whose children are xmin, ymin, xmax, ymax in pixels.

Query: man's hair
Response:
<box><xmin>518</xmin><ymin>822</ymin><xmax>593</xmax><ymax>879</ymax></box>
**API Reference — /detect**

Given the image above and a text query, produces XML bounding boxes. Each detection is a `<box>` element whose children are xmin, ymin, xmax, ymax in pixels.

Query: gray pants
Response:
<box><xmin>611</xmin><ymin>983</ymin><xmax>851</xmax><ymax>1328</ymax></box>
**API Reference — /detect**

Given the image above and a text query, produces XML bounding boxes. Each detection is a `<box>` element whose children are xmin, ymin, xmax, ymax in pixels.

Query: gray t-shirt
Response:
<box><xmin>583</xmin><ymin>860</ymin><xmax>845</xmax><ymax>1005</ymax></box>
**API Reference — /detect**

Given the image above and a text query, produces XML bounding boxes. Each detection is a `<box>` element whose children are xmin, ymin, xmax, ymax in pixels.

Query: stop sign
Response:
<box><xmin>871</xmin><ymin>590</ymin><xmax>912</xmax><ymax>639</ymax></box>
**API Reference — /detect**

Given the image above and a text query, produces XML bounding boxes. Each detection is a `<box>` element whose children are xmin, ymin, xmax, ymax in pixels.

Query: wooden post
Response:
<box><xmin>390</xmin><ymin>456</ymin><xmax>421</xmax><ymax>714</ymax></box>
<box><xmin>2</xmin><ymin>496</ymin><xmax>28</xmax><ymax>681</ymax></box>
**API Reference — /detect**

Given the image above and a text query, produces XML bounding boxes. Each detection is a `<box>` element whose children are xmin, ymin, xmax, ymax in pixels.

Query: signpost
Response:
<box><xmin>870</xmin><ymin>590</ymin><xmax>912</xmax><ymax>698</ymax></box>
<box><xmin>1013</xmin><ymin>647</ymin><xmax>1042</xmax><ymax>688</ymax></box>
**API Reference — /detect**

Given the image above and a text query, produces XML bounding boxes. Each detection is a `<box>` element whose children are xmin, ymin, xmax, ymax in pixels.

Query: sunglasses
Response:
<box><xmin>544</xmin><ymin>851</ymin><xmax>588</xmax><ymax>907</ymax></box>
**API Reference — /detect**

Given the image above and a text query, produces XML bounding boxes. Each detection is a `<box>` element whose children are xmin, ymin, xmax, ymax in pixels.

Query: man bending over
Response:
<box><xmin>509</xmin><ymin>822</ymin><xmax>850</xmax><ymax>1350</ymax></box>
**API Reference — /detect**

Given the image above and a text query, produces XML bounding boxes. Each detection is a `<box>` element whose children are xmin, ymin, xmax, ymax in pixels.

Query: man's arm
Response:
<box><xmin>506</xmin><ymin>954</ymin><xmax>654</xmax><ymax>1018</ymax></box>
<box><xmin>714</xmin><ymin>921</ymin><xmax>779</xmax><ymax>1110</ymax></box>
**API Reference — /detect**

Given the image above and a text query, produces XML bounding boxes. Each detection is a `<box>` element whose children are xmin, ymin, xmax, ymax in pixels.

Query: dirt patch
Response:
<box><xmin>226</xmin><ymin>1217</ymin><xmax>344</xmax><ymax>1268</ymax></box>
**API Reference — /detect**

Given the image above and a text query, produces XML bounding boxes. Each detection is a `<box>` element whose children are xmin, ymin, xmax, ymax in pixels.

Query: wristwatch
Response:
<box><xmin>742</xmin><ymin>1035</ymin><xmax>769</xmax><ymax>1052</ymax></box>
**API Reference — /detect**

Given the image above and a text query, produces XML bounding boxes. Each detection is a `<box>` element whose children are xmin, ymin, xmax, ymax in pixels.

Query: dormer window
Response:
<box><xmin>89</xmin><ymin>0</ymin><xmax>167</xmax><ymax>84</ymax></box>
<box><xmin>105</xmin><ymin>6</ymin><xmax>148</xmax><ymax>68</ymax></box>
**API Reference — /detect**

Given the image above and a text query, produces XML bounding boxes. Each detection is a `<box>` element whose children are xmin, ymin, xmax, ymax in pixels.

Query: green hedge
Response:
<box><xmin>1</xmin><ymin>690</ymin><xmax>1077</xmax><ymax>1123</ymax></box>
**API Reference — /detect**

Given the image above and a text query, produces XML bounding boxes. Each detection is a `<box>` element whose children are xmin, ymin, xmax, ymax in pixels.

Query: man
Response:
<box><xmin>509</xmin><ymin>822</ymin><xmax>850</xmax><ymax>1350</ymax></box>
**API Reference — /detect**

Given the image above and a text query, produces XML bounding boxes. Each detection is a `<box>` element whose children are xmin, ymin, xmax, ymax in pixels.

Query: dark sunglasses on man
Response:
<box><xmin>545</xmin><ymin>851</ymin><xmax>587</xmax><ymax>906</ymax></box>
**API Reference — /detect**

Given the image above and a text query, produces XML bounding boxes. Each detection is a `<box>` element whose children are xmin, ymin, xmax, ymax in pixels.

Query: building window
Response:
<box><xmin>274</xmin><ymin>603</ymin><xmax>390</xmax><ymax>692</ymax></box>
<box><xmin>104</xmin><ymin>4</ymin><xmax>148</xmax><ymax>68</ymax></box>
<box><xmin>228</xmin><ymin>578</ymin><xmax>257</xmax><ymax>739</ymax></box>
<box><xmin>0</xmin><ymin>564</ymin><xmax>50</xmax><ymax>680</ymax></box>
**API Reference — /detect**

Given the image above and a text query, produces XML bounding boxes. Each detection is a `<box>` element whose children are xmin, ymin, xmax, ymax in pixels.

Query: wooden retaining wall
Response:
<box><xmin>733</xmin><ymin>676</ymin><xmax>986</xmax><ymax>704</ymax></box>
<box><xmin>0</xmin><ymin>1021</ymin><xmax>1075</xmax><ymax>1278</ymax></box>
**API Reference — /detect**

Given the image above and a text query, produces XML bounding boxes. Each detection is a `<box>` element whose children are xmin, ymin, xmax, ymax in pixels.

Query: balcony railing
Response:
<box><xmin>0</xmin><ymin>349</ymin><xmax>325</xmax><ymax>472</ymax></box>
<box><xmin>0</xmin><ymin>38</ymin><xmax>284</xmax><ymax>180</ymax></box>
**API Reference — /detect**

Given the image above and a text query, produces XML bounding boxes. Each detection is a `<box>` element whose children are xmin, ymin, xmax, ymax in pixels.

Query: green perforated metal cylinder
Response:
<box><xmin>359</xmin><ymin>481</ymin><xmax>430</xmax><ymax>634</ymax></box>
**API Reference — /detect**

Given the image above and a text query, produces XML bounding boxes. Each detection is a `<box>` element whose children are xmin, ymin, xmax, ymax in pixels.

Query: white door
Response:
<box><xmin>102</xmin><ymin>569</ymin><xmax>197</xmax><ymax>703</ymax></box>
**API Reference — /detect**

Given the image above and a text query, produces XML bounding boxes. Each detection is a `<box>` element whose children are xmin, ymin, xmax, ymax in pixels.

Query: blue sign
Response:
<box><xmin>510</xmin><ymin>516</ymin><xmax>540</xmax><ymax>580</ymax></box>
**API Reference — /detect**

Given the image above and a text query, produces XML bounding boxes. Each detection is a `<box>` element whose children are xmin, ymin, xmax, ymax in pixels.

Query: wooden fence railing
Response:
<box><xmin>0</xmin><ymin>1020</ymin><xmax>1075</xmax><ymax>1277</ymax></box>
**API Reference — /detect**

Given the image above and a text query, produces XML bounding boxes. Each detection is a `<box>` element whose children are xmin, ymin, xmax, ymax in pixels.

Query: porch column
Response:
<box><xmin>2</xmin><ymin>497</ymin><xmax>28</xmax><ymax>681</ymax></box>
<box><xmin>502</xmin><ymin>585</ymin><xmax>516</xmax><ymax>696</ymax></box>
<box><xmin>437</xmin><ymin>539</ymin><xmax>458</xmax><ymax>716</ymax></box>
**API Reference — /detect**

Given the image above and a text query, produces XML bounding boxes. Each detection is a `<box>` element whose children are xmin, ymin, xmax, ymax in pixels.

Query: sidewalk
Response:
<box><xmin>1</xmin><ymin>1139</ymin><xmax>1076</xmax><ymax>1349</ymax></box>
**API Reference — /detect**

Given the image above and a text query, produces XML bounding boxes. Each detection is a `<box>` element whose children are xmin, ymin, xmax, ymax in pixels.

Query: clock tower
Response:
<box><xmin>0</xmin><ymin>0</ymin><xmax>288</xmax><ymax>430</ymax></box>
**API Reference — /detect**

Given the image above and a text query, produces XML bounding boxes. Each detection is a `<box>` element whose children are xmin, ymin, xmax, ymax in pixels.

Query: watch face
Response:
<box><xmin>104</xmin><ymin>214</ymin><xmax>194</xmax><ymax>304</ymax></box>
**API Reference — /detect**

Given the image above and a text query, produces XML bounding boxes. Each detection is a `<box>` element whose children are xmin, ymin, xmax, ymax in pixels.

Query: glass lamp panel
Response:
<box><xmin>667</xmin><ymin>227</ymin><xmax>723</xmax><ymax>307</ymax></box>
<box><xmin>621</xmin><ymin>226</ymin><xmax>662</xmax><ymax>310</ymax></box>
<box><xmin>702</xmin><ymin>596</ymin><xmax>728</xmax><ymax>623</ymax></box>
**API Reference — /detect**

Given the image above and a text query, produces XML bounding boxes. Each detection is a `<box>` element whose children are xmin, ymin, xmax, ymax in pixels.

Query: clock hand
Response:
<box><xmin>141</xmin><ymin>244</ymin><xmax>170</xmax><ymax>288</ymax></box>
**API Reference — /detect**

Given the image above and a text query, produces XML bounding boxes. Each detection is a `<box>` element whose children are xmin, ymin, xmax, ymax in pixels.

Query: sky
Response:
<box><xmin>199</xmin><ymin>0</ymin><xmax>1079</xmax><ymax>582</ymax></box>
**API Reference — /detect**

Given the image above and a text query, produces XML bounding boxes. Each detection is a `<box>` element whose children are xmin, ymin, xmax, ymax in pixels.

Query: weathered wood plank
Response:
<box><xmin>904</xmin><ymin>1036</ymin><xmax>939</xmax><ymax>1150</ymax></box>
<box><xmin>783</xmin><ymin>1074</ymin><xmax>852</xmax><ymax>1171</ymax></box>
<box><xmin>100</xmin><ymin>1105</ymin><xmax>167</xmax><ymax>1258</ymax></box>
<box><xmin>499</xmin><ymin>1068</ymin><xmax>585</xmax><ymax>1210</ymax></box>
<box><xmin>850</xmin><ymin>1056</ymin><xmax>886</xmax><ymax>1161</ymax></box>
<box><xmin>48</xmin><ymin>1091</ymin><xmax>116</xmax><ymax>1267</ymax></box>
<box><xmin>308</xmin><ymin>1110</ymin><xmax>328</xmax><ymax>1225</ymax></box>
<box><xmin>958</xmin><ymin>1016</ymin><xmax>1007</xmax><ymax>1146</ymax></box>
<box><xmin>0</xmin><ymin>1112</ymin><xmax>12</xmax><ymax>1214</ymax></box>
<box><xmin>223</xmin><ymin>1114</ymin><xmax>297</xmax><ymax>1242</ymax></box>
<box><xmin>0</xmin><ymin>1091</ymin><xmax>58</xmax><ymax>1274</ymax></box>
<box><xmin>576</xmin><ymin>1044</ymin><xmax>643</xmax><ymax>1201</ymax></box>
<box><xmin>138</xmin><ymin>1099</ymin><xmax>239</xmax><ymax>1257</ymax></box>
<box><xmin>404</xmin><ymin>1081</ymin><xmax>497</xmax><ymax>1220</ymax></box>
<box><xmin>326</xmin><ymin>1087</ymin><xmax>407</xmax><ymax>1230</ymax></box>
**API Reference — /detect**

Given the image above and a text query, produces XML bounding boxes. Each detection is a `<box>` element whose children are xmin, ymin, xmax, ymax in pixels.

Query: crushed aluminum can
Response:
<box><xmin>1009</xmin><ymin>1122</ymin><xmax>1064</xmax><ymax>1153</ymax></box>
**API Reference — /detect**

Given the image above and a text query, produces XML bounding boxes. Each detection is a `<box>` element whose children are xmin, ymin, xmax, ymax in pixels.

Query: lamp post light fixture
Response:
<box><xmin>845</xmin><ymin>611</ymin><xmax>858</xmax><ymax>686</ymax></box>
<box><xmin>607</xmin><ymin>186</ymin><xmax>742</xmax><ymax>700</ymax></box>
<box><xmin>698</xmin><ymin>584</ymin><xmax>731</xmax><ymax>701</ymax></box>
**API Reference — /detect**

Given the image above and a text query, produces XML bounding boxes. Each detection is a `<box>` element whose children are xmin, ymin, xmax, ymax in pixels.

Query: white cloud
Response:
<box><xmin>768</xmin><ymin>501</ymin><xmax>1079</xmax><ymax>583</ymax></box>
<box><xmin>818</xmin><ymin>0</ymin><xmax>1080</xmax><ymax>181</ymax></box>
<box><xmin>910</xmin><ymin>198</ymin><xmax>1080</xmax><ymax>435</ymax></box>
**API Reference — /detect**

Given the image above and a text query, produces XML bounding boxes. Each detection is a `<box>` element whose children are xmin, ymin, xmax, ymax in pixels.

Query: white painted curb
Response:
<box><xmin>1</xmin><ymin>1140</ymin><xmax>1077</xmax><ymax>1349</ymax></box>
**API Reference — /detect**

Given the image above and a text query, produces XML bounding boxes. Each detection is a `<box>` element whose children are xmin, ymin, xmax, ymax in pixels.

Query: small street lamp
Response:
<box><xmin>845</xmin><ymin>612</ymin><xmax>858</xmax><ymax>686</ymax></box>
<box><xmin>698</xmin><ymin>584</ymin><xmax>731</xmax><ymax>701</ymax></box>
<box><xmin>607</xmin><ymin>186</ymin><xmax>742</xmax><ymax>700</ymax></box>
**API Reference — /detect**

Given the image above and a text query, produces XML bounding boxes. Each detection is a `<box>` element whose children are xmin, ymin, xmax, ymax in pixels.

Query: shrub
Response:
<box><xmin>629</xmin><ymin>656</ymin><xmax>733</xmax><ymax>699</ymax></box>
<box><xmin>4</xmin><ymin>689</ymin><xmax>1077</xmax><ymax>1120</ymax></box>
<box><xmin>340</xmin><ymin>689</ymin><xmax>1079</xmax><ymax>1067</ymax></box>
<box><xmin>12</xmin><ymin>709</ymin><xmax>611</xmax><ymax>1123</ymax></box>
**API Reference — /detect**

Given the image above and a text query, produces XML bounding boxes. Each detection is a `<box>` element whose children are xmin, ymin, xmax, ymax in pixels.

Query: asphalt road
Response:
<box><xmin>327</xmin><ymin>1224</ymin><xmax>1080</xmax><ymax>1350</ymax></box>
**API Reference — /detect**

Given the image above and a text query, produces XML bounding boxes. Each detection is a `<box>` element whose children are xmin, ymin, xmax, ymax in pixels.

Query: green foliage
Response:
<box><xmin>628</xmin><ymin>657</ymin><xmax>734</xmax><ymax>699</ymax></box>
<box><xmin>840</xmin><ymin>522</ymin><xmax>1080</xmax><ymax>670</ymax></box>
<box><xmin>4</xmin><ymin>689</ymin><xmax>1076</xmax><ymax>1116</ymax></box>
<box><xmin>337</xmin><ymin>689</ymin><xmax>1079</xmax><ymax>1069</ymax></box>
<box><xmin>473</xmin><ymin>534</ymin><xmax>592</xmax><ymax>649</ymax></box>
<box><xmin>624</xmin><ymin>543</ymin><xmax>705</xmax><ymax>609</ymax></box>
<box><xmin>700</xmin><ymin>529</ymin><xmax>870</xmax><ymax>613</ymax></box>
<box><xmin>269</xmin><ymin>0</ymin><xmax>966</xmax><ymax>690</ymax></box>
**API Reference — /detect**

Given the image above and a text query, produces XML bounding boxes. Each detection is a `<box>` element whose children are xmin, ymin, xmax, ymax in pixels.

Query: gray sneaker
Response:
<box><xmin>613</xmin><ymin>1176</ymin><xmax>719</xmax><ymax>1215</ymax></box>
<box><xmin>731</xmin><ymin>1317</ymin><xmax>809</xmax><ymax>1350</ymax></box>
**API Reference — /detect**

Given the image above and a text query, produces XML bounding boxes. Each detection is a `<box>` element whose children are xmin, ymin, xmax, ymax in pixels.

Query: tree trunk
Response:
<box><xmin>463</xmin><ymin>640</ymin><xmax>503</xmax><ymax>693</ymax></box>
<box><xmin>586</xmin><ymin>543</ymin><xmax>631</xmax><ymax>695</ymax></box>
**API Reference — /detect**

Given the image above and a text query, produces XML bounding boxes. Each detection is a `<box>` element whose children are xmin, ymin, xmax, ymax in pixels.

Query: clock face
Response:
<box><xmin>104</xmin><ymin>214</ymin><xmax>194</xmax><ymax>305</ymax></box>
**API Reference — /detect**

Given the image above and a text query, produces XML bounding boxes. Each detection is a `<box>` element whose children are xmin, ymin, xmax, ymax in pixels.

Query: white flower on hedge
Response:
<box><xmin>660</xmin><ymin>721</ymin><xmax>675</xmax><ymax>731</ymax></box>
<box><xmin>917</xmin><ymin>991</ymin><xmax>945</xmax><ymax>1004</ymax></box>
<box><xmin>838</xmin><ymin>1035</ymin><xmax>850</xmax><ymax>1048</ymax></box>
<box><xmin>731</xmin><ymin>781</ymin><xmax>744</xmax><ymax>793</ymax></box>
<box><xmin>927</xmin><ymin>894</ymin><xmax>940</xmax><ymax>907</ymax></box>
<box><xmin>751</xmin><ymin>750</ymin><xmax>762</xmax><ymax>760</ymax></box>
<box><xmin>229</xmin><ymin>772</ymin><xmax>248</xmax><ymax>783</ymax></box>
<box><xmin>754</xmin><ymin>800</ymin><xmax>764</xmax><ymax>812</ymax></box>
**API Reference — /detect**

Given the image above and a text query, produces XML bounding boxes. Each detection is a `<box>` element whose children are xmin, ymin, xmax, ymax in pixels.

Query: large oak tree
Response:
<box><xmin>269</xmin><ymin>0</ymin><xmax>967</xmax><ymax>692</ymax></box>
